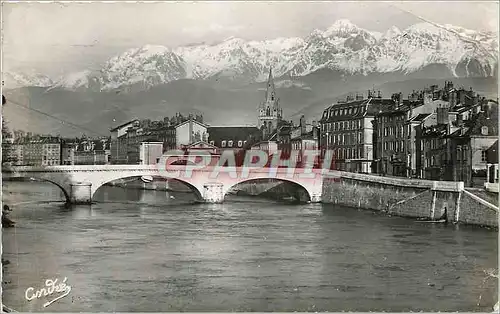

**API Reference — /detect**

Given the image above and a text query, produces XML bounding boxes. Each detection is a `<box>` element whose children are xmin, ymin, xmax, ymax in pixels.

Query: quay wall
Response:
<box><xmin>322</xmin><ymin>172</ymin><xmax>498</xmax><ymax>228</ymax></box>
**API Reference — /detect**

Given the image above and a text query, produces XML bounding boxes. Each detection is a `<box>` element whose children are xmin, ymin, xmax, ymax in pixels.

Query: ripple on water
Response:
<box><xmin>2</xmin><ymin>182</ymin><xmax>498</xmax><ymax>312</ymax></box>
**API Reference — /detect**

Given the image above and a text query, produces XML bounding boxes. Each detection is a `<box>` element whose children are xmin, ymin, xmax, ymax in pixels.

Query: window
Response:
<box><xmin>210</xmin><ymin>141</ymin><xmax>215</xmax><ymax>145</ymax></box>
<box><xmin>221</xmin><ymin>140</ymin><xmax>227</xmax><ymax>147</ymax></box>
<box><xmin>481</xmin><ymin>126</ymin><xmax>489</xmax><ymax>136</ymax></box>
<box><xmin>228</xmin><ymin>140</ymin><xmax>233</xmax><ymax>147</ymax></box>
<box><xmin>481</xmin><ymin>150</ymin><xmax>487</xmax><ymax>162</ymax></box>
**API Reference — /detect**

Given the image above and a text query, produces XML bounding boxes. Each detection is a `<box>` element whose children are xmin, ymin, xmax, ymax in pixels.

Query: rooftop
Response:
<box><xmin>208</xmin><ymin>126</ymin><xmax>261</xmax><ymax>147</ymax></box>
<box><xmin>410</xmin><ymin>113</ymin><xmax>433</xmax><ymax>122</ymax></box>
<box><xmin>321</xmin><ymin>98</ymin><xmax>396</xmax><ymax>123</ymax></box>
<box><xmin>110</xmin><ymin>119</ymin><xmax>140</xmax><ymax>132</ymax></box>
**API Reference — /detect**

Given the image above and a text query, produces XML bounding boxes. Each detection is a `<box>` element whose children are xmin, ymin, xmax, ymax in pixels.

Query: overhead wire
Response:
<box><xmin>4</xmin><ymin>97</ymin><xmax>109</xmax><ymax>137</ymax></box>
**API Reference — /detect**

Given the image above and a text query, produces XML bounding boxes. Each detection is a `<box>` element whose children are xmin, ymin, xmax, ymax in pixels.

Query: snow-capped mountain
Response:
<box><xmin>49</xmin><ymin>70</ymin><xmax>100</xmax><ymax>91</ymax></box>
<box><xmin>2</xmin><ymin>71</ymin><xmax>54</xmax><ymax>89</ymax></box>
<box><xmin>8</xmin><ymin>19</ymin><xmax>499</xmax><ymax>91</ymax></box>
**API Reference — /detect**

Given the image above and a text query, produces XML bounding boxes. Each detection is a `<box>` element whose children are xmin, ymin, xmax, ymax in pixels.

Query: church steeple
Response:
<box><xmin>257</xmin><ymin>67</ymin><xmax>283</xmax><ymax>139</ymax></box>
<box><xmin>264</xmin><ymin>67</ymin><xmax>277</xmax><ymax>106</ymax></box>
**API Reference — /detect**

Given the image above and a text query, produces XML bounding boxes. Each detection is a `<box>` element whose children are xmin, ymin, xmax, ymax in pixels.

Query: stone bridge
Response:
<box><xmin>2</xmin><ymin>165</ymin><xmax>325</xmax><ymax>204</ymax></box>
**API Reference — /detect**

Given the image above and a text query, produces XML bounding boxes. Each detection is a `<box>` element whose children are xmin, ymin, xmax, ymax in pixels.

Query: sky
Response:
<box><xmin>2</xmin><ymin>1</ymin><xmax>499</xmax><ymax>77</ymax></box>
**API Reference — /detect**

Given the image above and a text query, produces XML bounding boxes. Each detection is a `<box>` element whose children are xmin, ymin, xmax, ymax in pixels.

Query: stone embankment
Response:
<box><xmin>322</xmin><ymin>172</ymin><xmax>498</xmax><ymax>228</ymax></box>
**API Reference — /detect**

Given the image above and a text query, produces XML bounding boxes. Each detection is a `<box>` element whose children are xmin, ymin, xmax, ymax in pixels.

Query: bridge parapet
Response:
<box><xmin>328</xmin><ymin>171</ymin><xmax>464</xmax><ymax>192</ymax></box>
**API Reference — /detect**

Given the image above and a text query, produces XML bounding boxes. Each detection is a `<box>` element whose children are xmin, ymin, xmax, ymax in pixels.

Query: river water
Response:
<box><xmin>2</xmin><ymin>181</ymin><xmax>498</xmax><ymax>312</ymax></box>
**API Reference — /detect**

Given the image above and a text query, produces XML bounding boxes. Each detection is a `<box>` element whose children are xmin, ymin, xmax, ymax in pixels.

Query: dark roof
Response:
<box><xmin>17</xmin><ymin>136</ymin><xmax>61</xmax><ymax>144</ymax></box>
<box><xmin>375</xmin><ymin>100</ymin><xmax>423</xmax><ymax>117</ymax></box>
<box><xmin>464</xmin><ymin>107</ymin><xmax>499</xmax><ymax>137</ymax></box>
<box><xmin>110</xmin><ymin>119</ymin><xmax>139</xmax><ymax>132</ymax></box>
<box><xmin>376</xmin><ymin>108</ymin><xmax>408</xmax><ymax>116</ymax></box>
<box><xmin>75</xmin><ymin>139</ymin><xmax>110</xmax><ymax>151</ymax></box>
<box><xmin>278</xmin><ymin>125</ymin><xmax>292</xmax><ymax>136</ymax></box>
<box><xmin>208</xmin><ymin>126</ymin><xmax>261</xmax><ymax>148</ymax></box>
<box><xmin>366</xmin><ymin>98</ymin><xmax>403</xmax><ymax>116</ymax></box>
<box><xmin>411</xmin><ymin>113</ymin><xmax>432</xmax><ymax>122</ymax></box>
<box><xmin>320</xmin><ymin>98</ymin><xmax>396</xmax><ymax>123</ymax></box>
<box><xmin>421</xmin><ymin>124</ymin><xmax>448</xmax><ymax>138</ymax></box>
<box><xmin>486</xmin><ymin>140</ymin><xmax>498</xmax><ymax>163</ymax></box>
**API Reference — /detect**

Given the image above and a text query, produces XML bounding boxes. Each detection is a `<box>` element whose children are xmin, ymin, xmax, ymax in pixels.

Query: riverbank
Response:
<box><xmin>322</xmin><ymin>172</ymin><xmax>499</xmax><ymax>229</ymax></box>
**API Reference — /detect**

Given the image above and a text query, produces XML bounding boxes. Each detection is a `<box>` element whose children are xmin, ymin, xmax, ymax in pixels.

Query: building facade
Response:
<box><xmin>139</xmin><ymin>142</ymin><xmax>164</xmax><ymax>165</ymax></box>
<box><xmin>110</xmin><ymin>119</ymin><xmax>139</xmax><ymax>164</ymax></box>
<box><xmin>320</xmin><ymin>91</ymin><xmax>394</xmax><ymax>173</ymax></box>
<box><xmin>175</xmin><ymin>119</ymin><xmax>209</xmax><ymax>147</ymax></box>
<box><xmin>61</xmin><ymin>138</ymin><xmax>111</xmax><ymax>165</ymax></box>
<box><xmin>109</xmin><ymin>114</ymin><xmax>206</xmax><ymax>164</ymax></box>
<box><xmin>22</xmin><ymin>137</ymin><xmax>61</xmax><ymax>166</ymax></box>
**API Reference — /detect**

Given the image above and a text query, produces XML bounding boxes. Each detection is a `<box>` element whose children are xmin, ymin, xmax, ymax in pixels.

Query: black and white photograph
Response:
<box><xmin>1</xmin><ymin>1</ymin><xmax>498</xmax><ymax>312</ymax></box>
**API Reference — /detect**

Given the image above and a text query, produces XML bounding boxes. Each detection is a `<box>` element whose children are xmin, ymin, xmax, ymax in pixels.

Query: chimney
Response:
<box><xmin>300</xmin><ymin>115</ymin><xmax>306</xmax><ymax>135</ymax></box>
<box><xmin>313</xmin><ymin>126</ymin><xmax>320</xmax><ymax>140</ymax></box>
<box><xmin>436</xmin><ymin>105</ymin><xmax>450</xmax><ymax>125</ymax></box>
<box><xmin>458</xmin><ymin>89</ymin><xmax>466</xmax><ymax>105</ymax></box>
<box><xmin>449</xmin><ymin>90</ymin><xmax>457</xmax><ymax>107</ymax></box>
<box><xmin>445</xmin><ymin>81</ymin><xmax>454</xmax><ymax>91</ymax></box>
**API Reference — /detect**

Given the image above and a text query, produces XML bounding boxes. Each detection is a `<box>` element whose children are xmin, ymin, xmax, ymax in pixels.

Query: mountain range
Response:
<box><xmin>2</xmin><ymin>19</ymin><xmax>498</xmax><ymax>137</ymax></box>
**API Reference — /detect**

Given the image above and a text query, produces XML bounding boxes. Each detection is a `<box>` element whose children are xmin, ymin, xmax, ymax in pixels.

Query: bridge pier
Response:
<box><xmin>310</xmin><ymin>193</ymin><xmax>322</xmax><ymax>203</ymax></box>
<box><xmin>203</xmin><ymin>182</ymin><xmax>224</xmax><ymax>203</ymax></box>
<box><xmin>70</xmin><ymin>182</ymin><xmax>92</xmax><ymax>205</ymax></box>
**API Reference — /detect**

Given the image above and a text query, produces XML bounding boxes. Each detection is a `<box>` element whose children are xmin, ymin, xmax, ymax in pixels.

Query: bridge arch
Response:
<box><xmin>224</xmin><ymin>177</ymin><xmax>313</xmax><ymax>202</ymax></box>
<box><xmin>91</xmin><ymin>175</ymin><xmax>203</xmax><ymax>201</ymax></box>
<box><xmin>3</xmin><ymin>176</ymin><xmax>71</xmax><ymax>203</ymax></box>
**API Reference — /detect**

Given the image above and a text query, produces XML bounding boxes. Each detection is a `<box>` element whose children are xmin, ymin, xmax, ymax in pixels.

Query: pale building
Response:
<box><xmin>139</xmin><ymin>142</ymin><xmax>164</xmax><ymax>165</ymax></box>
<box><xmin>110</xmin><ymin>119</ymin><xmax>139</xmax><ymax>164</ymax></box>
<box><xmin>175</xmin><ymin>119</ymin><xmax>209</xmax><ymax>147</ymax></box>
